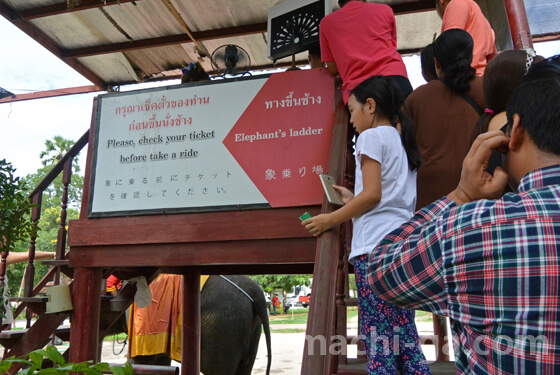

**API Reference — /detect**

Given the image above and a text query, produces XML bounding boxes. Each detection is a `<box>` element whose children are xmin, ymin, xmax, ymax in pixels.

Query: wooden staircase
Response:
<box><xmin>0</xmin><ymin>130</ymin><xmax>141</xmax><ymax>369</ymax></box>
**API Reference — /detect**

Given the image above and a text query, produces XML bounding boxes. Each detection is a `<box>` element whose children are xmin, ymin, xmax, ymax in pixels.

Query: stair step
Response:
<box><xmin>336</xmin><ymin>358</ymin><xmax>456</xmax><ymax>375</ymax></box>
<box><xmin>337</xmin><ymin>358</ymin><xmax>456</xmax><ymax>375</ymax></box>
<box><xmin>9</xmin><ymin>296</ymin><xmax>48</xmax><ymax>315</ymax></box>
<box><xmin>99</xmin><ymin>295</ymin><xmax>132</xmax><ymax>312</ymax></box>
<box><xmin>343</xmin><ymin>298</ymin><xmax>358</xmax><ymax>307</ymax></box>
<box><xmin>428</xmin><ymin>361</ymin><xmax>458</xmax><ymax>375</ymax></box>
<box><xmin>0</xmin><ymin>325</ymin><xmax>71</xmax><ymax>349</ymax></box>
<box><xmin>40</xmin><ymin>260</ymin><xmax>69</xmax><ymax>267</ymax></box>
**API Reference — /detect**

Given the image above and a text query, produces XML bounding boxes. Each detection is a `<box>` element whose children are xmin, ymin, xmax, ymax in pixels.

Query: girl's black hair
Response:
<box><xmin>434</xmin><ymin>29</ymin><xmax>476</xmax><ymax>93</ymax></box>
<box><xmin>350</xmin><ymin>76</ymin><xmax>421</xmax><ymax>171</ymax></box>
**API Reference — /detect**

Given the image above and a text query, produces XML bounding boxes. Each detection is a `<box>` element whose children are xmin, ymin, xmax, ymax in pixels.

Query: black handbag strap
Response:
<box><xmin>438</xmin><ymin>78</ymin><xmax>484</xmax><ymax>116</ymax></box>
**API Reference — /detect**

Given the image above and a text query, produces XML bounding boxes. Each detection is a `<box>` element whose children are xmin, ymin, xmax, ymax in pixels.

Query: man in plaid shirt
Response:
<box><xmin>366</xmin><ymin>68</ymin><xmax>560</xmax><ymax>373</ymax></box>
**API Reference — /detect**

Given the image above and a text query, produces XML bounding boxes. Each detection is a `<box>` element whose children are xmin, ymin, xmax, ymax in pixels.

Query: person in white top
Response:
<box><xmin>302</xmin><ymin>76</ymin><xmax>430</xmax><ymax>374</ymax></box>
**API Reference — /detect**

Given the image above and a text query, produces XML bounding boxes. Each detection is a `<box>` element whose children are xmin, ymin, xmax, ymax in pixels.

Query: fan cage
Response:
<box><xmin>211</xmin><ymin>44</ymin><xmax>252</xmax><ymax>76</ymax></box>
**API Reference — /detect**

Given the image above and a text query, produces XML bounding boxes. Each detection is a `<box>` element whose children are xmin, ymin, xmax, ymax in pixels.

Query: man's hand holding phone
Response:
<box><xmin>449</xmin><ymin>130</ymin><xmax>510</xmax><ymax>205</ymax></box>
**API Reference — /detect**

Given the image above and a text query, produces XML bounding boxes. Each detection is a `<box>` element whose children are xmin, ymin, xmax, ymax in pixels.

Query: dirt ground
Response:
<box><xmin>97</xmin><ymin>318</ymin><xmax>443</xmax><ymax>374</ymax></box>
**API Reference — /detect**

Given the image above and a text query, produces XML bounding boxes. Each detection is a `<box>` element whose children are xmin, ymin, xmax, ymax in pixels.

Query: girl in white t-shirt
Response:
<box><xmin>302</xmin><ymin>76</ymin><xmax>430</xmax><ymax>374</ymax></box>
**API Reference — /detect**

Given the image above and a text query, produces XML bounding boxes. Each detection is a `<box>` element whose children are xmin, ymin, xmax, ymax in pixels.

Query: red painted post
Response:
<box><xmin>503</xmin><ymin>0</ymin><xmax>534</xmax><ymax>50</ymax></box>
<box><xmin>182</xmin><ymin>268</ymin><xmax>201</xmax><ymax>375</ymax></box>
<box><xmin>69</xmin><ymin>267</ymin><xmax>102</xmax><ymax>363</ymax></box>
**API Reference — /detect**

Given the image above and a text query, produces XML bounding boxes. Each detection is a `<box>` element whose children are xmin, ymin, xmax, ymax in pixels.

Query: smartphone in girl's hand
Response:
<box><xmin>319</xmin><ymin>174</ymin><xmax>344</xmax><ymax>206</ymax></box>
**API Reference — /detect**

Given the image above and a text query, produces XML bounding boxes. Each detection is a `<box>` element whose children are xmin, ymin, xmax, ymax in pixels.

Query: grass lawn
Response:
<box><xmin>415</xmin><ymin>310</ymin><xmax>433</xmax><ymax>323</ymax></box>
<box><xmin>269</xmin><ymin>308</ymin><xmax>309</xmax><ymax>325</ymax></box>
<box><xmin>269</xmin><ymin>307</ymin><xmax>360</xmax><ymax>325</ymax></box>
<box><xmin>268</xmin><ymin>306</ymin><xmax>432</xmax><ymax>325</ymax></box>
<box><xmin>271</xmin><ymin>328</ymin><xmax>306</xmax><ymax>333</ymax></box>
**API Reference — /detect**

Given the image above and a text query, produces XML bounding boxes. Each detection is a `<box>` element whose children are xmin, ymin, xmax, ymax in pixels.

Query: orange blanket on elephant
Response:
<box><xmin>128</xmin><ymin>274</ymin><xmax>209</xmax><ymax>361</ymax></box>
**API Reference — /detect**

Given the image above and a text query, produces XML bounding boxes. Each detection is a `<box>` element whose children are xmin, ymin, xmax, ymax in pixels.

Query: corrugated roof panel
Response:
<box><xmin>124</xmin><ymin>44</ymin><xmax>193</xmax><ymax>79</ymax></box>
<box><xmin>0</xmin><ymin>0</ymin><xmax>451</xmax><ymax>88</ymax></box>
<box><xmin>11</xmin><ymin>0</ymin><xmax>57</xmax><ymax>11</ymax></box>
<box><xmin>29</xmin><ymin>2</ymin><xmax>196</xmax><ymax>50</ymax></box>
<box><xmin>77</xmin><ymin>53</ymin><xmax>139</xmax><ymax>84</ymax></box>
<box><xmin>30</xmin><ymin>9</ymin><xmax>119</xmax><ymax>48</ymax></box>
<box><xmin>106</xmin><ymin>1</ymin><xmax>187</xmax><ymax>38</ymax></box>
<box><xmin>172</xmin><ymin>0</ymin><xmax>274</xmax><ymax>31</ymax></box>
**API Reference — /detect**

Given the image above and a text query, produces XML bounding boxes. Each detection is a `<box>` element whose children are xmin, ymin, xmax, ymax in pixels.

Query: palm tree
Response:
<box><xmin>39</xmin><ymin>136</ymin><xmax>79</xmax><ymax>172</ymax></box>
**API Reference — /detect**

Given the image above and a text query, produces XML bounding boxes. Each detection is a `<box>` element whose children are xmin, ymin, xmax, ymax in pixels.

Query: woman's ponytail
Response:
<box><xmin>434</xmin><ymin>29</ymin><xmax>476</xmax><ymax>93</ymax></box>
<box><xmin>444</xmin><ymin>57</ymin><xmax>476</xmax><ymax>93</ymax></box>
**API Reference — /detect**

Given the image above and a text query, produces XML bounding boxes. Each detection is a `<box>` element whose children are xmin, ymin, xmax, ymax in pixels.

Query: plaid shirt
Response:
<box><xmin>366</xmin><ymin>165</ymin><xmax>560</xmax><ymax>374</ymax></box>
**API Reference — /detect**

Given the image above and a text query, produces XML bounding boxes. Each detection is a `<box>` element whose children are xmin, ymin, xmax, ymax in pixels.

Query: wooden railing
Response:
<box><xmin>0</xmin><ymin>130</ymin><xmax>90</xmax><ymax>329</ymax></box>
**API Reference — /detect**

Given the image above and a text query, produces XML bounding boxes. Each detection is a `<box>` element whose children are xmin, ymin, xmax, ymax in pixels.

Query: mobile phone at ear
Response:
<box><xmin>319</xmin><ymin>174</ymin><xmax>344</xmax><ymax>206</ymax></box>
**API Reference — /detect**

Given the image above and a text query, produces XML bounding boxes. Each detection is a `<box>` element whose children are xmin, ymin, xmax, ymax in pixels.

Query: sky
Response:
<box><xmin>1</xmin><ymin>16</ymin><xmax>559</xmax><ymax>179</ymax></box>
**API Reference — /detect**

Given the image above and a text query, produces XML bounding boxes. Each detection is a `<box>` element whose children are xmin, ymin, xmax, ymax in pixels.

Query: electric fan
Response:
<box><xmin>210</xmin><ymin>44</ymin><xmax>252</xmax><ymax>77</ymax></box>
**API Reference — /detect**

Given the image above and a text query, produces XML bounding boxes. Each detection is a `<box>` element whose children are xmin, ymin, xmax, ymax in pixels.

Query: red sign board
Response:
<box><xmin>223</xmin><ymin>69</ymin><xmax>335</xmax><ymax>207</ymax></box>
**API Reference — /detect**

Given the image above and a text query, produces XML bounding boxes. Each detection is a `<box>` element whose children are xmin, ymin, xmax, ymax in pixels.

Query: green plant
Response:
<box><xmin>0</xmin><ymin>159</ymin><xmax>35</xmax><ymax>254</ymax></box>
<box><xmin>0</xmin><ymin>159</ymin><xmax>36</xmax><ymax>319</ymax></box>
<box><xmin>0</xmin><ymin>346</ymin><xmax>133</xmax><ymax>375</ymax></box>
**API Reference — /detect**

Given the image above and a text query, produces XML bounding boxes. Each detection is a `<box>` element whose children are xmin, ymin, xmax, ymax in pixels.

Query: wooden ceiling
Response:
<box><xmin>1</xmin><ymin>0</ymin><xmax>439</xmax><ymax>90</ymax></box>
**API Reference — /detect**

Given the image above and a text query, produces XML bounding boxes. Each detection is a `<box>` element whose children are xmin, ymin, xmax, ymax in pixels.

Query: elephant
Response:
<box><xmin>128</xmin><ymin>274</ymin><xmax>272</xmax><ymax>375</ymax></box>
<box><xmin>201</xmin><ymin>275</ymin><xmax>271</xmax><ymax>375</ymax></box>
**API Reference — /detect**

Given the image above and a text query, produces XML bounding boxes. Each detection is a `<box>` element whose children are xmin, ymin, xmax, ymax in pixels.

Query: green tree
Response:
<box><xmin>7</xmin><ymin>137</ymin><xmax>84</xmax><ymax>297</ymax></box>
<box><xmin>250</xmin><ymin>275</ymin><xmax>312</xmax><ymax>294</ymax></box>
<box><xmin>24</xmin><ymin>136</ymin><xmax>84</xmax><ymax>209</ymax></box>
<box><xmin>39</xmin><ymin>136</ymin><xmax>79</xmax><ymax>172</ymax></box>
<box><xmin>0</xmin><ymin>159</ymin><xmax>36</xmax><ymax>317</ymax></box>
<box><xmin>0</xmin><ymin>160</ymin><xmax>35</xmax><ymax>255</ymax></box>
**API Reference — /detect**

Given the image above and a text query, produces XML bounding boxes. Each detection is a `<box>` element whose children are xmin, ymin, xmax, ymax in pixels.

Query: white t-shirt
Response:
<box><xmin>350</xmin><ymin>126</ymin><xmax>417</xmax><ymax>261</ymax></box>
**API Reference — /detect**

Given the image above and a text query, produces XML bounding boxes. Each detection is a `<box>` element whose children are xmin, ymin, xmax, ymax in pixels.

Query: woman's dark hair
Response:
<box><xmin>523</xmin><ymin>55</ymin><xmax>560</xmax><ymax>82</ymax></box>
<box><xmin>434</xmin><ymin>29</ymin><xmax>475</xmax><ymax>93</ymax></box>
<box><xmin>546</xmin><ymin>54</ymin><xmax>560</xmax><ymax>66</ymax></box>
<box><xmin>471</xmin><ymin>50</ymin><xmax>544</xmax><ymax>143</ymax></box>
<box><xmin>420</xmin><ymin>43</ymin><xmax>437</xmax><ymax>82</ymax></box>
<box><xmin>350</xmin><ymin>76</ymin><xmax>421</xmax><ymax>171</ymax></box>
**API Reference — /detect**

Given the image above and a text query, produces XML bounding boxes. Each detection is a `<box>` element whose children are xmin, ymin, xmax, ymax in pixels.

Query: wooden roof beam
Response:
<box><xmin>17</xmin><ymin>0</ymin><xmax>137</xmax><ymax>20</ymax></box>
<box><xmin>391</xmin><ymin>0</ymin><xmax>435</xmax><ymax>14</ymax></box>
<box><xmin>0</xmin><ymin>85</ymin><xmax>104</xmax><ymax>104</ymax></box>
<box><xmin>61</xmin><ymin>0</ymin><xmax>434</xmax><ymax>61</ymax></box>
<box><xmin>17</xmin><ymin>0</ymin><xmax>433</xmax><ymax>21</ymax></box>
<box><xmin>533</xmin><ymin>32</ymin><xmax>560</xmax><ymax>43</ymax></box>
<box><xmin>62</xmin><ymin>23</ymin><xmax>268</xmax><ymax>59</ymax></box>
